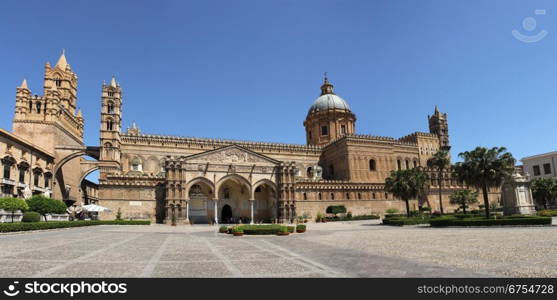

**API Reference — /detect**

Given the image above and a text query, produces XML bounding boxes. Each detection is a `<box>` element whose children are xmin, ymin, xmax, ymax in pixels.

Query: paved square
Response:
<box><xmin>0</xmin><ymin>220</ymin><xmax>556</xmax><ymax>277</ymax></box>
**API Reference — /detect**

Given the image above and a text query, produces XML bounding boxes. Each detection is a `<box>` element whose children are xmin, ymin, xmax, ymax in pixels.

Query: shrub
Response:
<box><xmin>279</xmin><ymin>226</ymin><xmax>289</xmax><ymax>233</ymax></box>
<box><xmin>385</xmin><ymin>208</ymin><xmax>399</xmax><ymax>214</ymax></box>
<box><xmin>382</xmin><ymin>216</ymin><xmax>430</xmax><ymax>226</ymax></box>
<box><xmin>231</xmin><ymin>226</ymin><xmax>243</xmax><ymax>233</ymax></box>
<box><xmin>419</xmin><ymin>207</ymin><xmax>432</xmax><ymax>212</ymax></box>
<box><xmin>537</xmin><ymin>210</ymin><xmax>557</xmax><ymax>217</ymax></box>
<box><xmin>219</xmin><ymin>225</ymin><xmax>228</xmax><ymax>233</ymax></box>
<box><xmin>0</xmin><ymin>220</ymin><xmax>150</xmax><ymax>233</ymax></box>
<box><xmin>287</xmin><ymin>226</ymin><xmax>295</xmax><ymax>233</ymax></box>
<box><xmin>234</xmin><ymin>225</ymin><xmax>282</xmax><ymax>235</ymax></box>
<box><xmin>296</xmin><ymin>224</ymin><xmax>306</xmax><ymax>231</ymax></box>
<box><xmin>27</xmin><ymin>195</ymin><xmax>67</xmax><ymax>221</ymax></box>
<box><xmin>346</xmin><ymin>211</ymin><xmax>352</xmax><ymax>219</ymax></box>
<box><xmin>0</xmin><ymin>197</ymin><xmax>29</xmax><ymax>222</ymax></box>
<box><xmin>315</xmin><ymin>212</ymin><xmax>324</xmax><ymax>222</ymax></box>
<box><xmin>325</xmin><ymin>214</ymin><xmax>380</xmax><ymax>222</ymax></box>
<box><xmin>22</xmin><ymin>211</ymin><xmax>41</xmax><ymax>223</ymax></box>
<box><xmin>326</xmin><ymin>205</ymin><xmax>346</xmax><ymax>216</ymax></box>
<box><xmin>429</xmin><ymin>216</ymin><xmax>551</xmax><ymax>227</ymax></box>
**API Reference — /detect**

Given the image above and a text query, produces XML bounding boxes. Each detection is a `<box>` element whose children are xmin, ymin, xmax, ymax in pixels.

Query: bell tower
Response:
<box><xmin>428</xmin><ymin>105</ymin><xmax>450</xmax><ymax>151</ymax></box>
<box><xmin>99</xmin><ymin>76</ymin><xmax>122</xmax><ymax>174</ymax></box>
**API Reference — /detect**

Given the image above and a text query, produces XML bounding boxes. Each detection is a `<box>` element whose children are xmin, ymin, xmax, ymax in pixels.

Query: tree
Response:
<box><xmin>0</xmin><ymin>197</ymin><xmax>29</xmax><ymax>222</ymax></box>
<box><xmin>427</xmin><ymin>150</ymin><xmax>451</xmax><ymax>214</ymax></box>
<box><xmin>385</xmin><ymin>169</ymin><xmax>429</xmax><ymax>217</ymax></box>
<box><xmin>449</xmin><ymin>189</ymin><xmax>478</xmax><ymax>214</ymax></box>
<box><xmin>530</xmin><ymin>177</ymin><xmax>557</xmax><ymax>209</ymax></box>
<box><xmin>27</xmin><ymin>195</ymin><xmax>67</xmax><ymax>221</ymax></box>
<box><xmin>326</xmin><ymin>205</ymin><xmax>346</xmax><ymax>218</ymax></box>
<box><xmin>454</xmin><ymin>147</ymin><xmax>515</xmax><ymax>218</ymax></box>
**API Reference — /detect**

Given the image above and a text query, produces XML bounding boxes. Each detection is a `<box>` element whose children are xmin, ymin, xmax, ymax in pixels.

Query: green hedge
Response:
<box><xmin>537</xmin><ymin>210</ymin><xmax>557</xmax><ymax>217</ymax></box>
<box><xmin>326</xmin><ymin>214</ymin><xmax>380</xmax><ymax>222</ymax></box>
<box><xmin>0</xmin><ymin>220</ymin><xmax>150</xmax><ymax>233</ymax></box>
<box><xmin>227</xmin><ymin>225</ymin><xmax>297</xmax><ymax>235</ymax></box>
<box><xmin>22</xmin><ymin>212</ymin><xmax>41</xmax><ymax>223</ymax></box>
<box><xmin>382</xmin><ymin>217</ymin><xmax>430</xmax><ymax>226</ymax></box>
<box><xmin>429</xmin><ymin>216</ymin><xmax>551</xmax><ymax>227</ymax></box>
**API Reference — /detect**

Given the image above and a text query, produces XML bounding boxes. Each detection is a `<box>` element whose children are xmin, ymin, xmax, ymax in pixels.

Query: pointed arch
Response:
<box><xmin>185</xmin><ymin>177</ymin><xmax>215</xmax><ymax>199</ymax></box>
<box><xmin>216</xmin><ymin>174</ymin><xmax>251</xmax><ymax>199</ymax></box>
<box><xmin>252</xmin><ymin>179</ymin><xmax>277</xmax><ymax>199</ymax></box>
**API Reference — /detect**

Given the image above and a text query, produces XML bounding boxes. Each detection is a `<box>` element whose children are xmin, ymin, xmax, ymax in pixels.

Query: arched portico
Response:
<box><xmin>217</xmin><ymin>174</ymin><xmax>252</xmax><ymax>224</ymax></box>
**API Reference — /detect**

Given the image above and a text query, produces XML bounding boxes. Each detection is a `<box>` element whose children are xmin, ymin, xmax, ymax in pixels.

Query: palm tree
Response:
<box><xmin>427</xmin><ymin>150</ymin><xmax>451</xmax><ymax>214</ymax></box>
<box><xmin>454</xmin><ymin>147</ymin><xmax>515</xmax><ymax>218</ymax></box>
<box><xmin>385</xmin><ymin>169</ymin><xmax>429</xmax><ymax>217</ymax></box>
<box><xmin>530</xmin><ymin>177</ymin><xmax>557</xmax><ymax>209</ymax></box>
<box><xmin>449</xmin><ymin>189</ymin><xmax>478</xmax><ymax>214</ymax></box>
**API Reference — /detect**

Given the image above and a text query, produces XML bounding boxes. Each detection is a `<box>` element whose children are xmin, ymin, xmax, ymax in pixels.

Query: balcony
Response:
<box><xmin>1</xmin><ymin>178</ymin><xmax>15</xmax><ymax>186</ymax></box>
<box><xmin>33</xmin><ymin>186</ymin><xmax>46</xmax><ymax>193</ymax></box>
<box><xmin>17</xmin><ymin>182</ymin><xmax>28</xmax><ymax>189</ymax></box>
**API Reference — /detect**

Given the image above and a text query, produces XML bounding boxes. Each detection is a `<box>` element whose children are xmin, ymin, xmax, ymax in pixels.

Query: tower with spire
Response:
<box><xmin>13</xmin><ymin>51</ymin><xmax>84</xmax><ymax>151</ymax></box>
<box><xmin>99</xmin><ymin>75</ymin><xmax>122</xmax><ymax>175</ymax></box>
<box><xmin>428</xmin><ymin>105</ymin><xmax>450</xmax><ymax>151</ymax></box>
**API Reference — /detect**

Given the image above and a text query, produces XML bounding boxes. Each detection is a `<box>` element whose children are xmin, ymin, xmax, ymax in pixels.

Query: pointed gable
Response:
<box><xmin>182</xmin><ymin>144</ymin><xmax>281</xmax><ymax>165</ymax></box>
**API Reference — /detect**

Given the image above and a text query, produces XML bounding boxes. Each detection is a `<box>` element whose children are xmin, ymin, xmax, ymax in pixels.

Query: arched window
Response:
<box><xmin>131</xmin><ymin>157</ymin><xmax>142</xmax><ymax>171</ymax></box>
<box><xmin>372</xmin><ymin>192</ymin><xmax>376</xmax><ymax>199</ymax></box>
<box><xmin>413</xmin><ymin>160</ymin><xmax>418</xmax><ymax>168</ymax></box>
<box><xmin>107</xmin><ymin>102</ymin><xmax>114</xmax><ymax>114</ymax></box>
<box><xmin>55</xmin><ymin>79</ymin><xmax>62</xmax><ymax>87</ymax></box>
<box><xmin>330</xmin><ymin>193</ymin><xmax>335</xmax><ymax>200</ymax></box>
<box><xmin>321</xmin><ymin>125</ymin><xmax>328</xmax><ymax>136</ymax></box>
<box><xmin>346</xmin><ymin>192</ymin><xmax>350</xmax><ymax>200</ymax></box>
<box><xmin>385</xmin><ymin>192</ymin><xmax>389</xmax><ymax>199</ymax></box>
<box><xmin>108</xmin><ymin>91</ymin><xmax>115</xmax><ymax>97</ymax></box>
<box><xmin>303</xmin><ymin>193</ymin><xmax>307</xmax><ymax>200</ymax></box>
<box><xmin>405</xmin><ymin>160</ymin><xmax>410</xmax><ymax>169</ymax></box>
<box><xmin>255</xmin><ymin>186</ymin><xmax>262</xmax><ymax>193</ymax></box>
<box><xmin>369</xmin><ymin>159</ymin><xmax>376</xmax><ymax>171</ymax></box>
<box><xmin>318</xmin><ymin>192</ymin><xmax>322</xmax><ymax>200</ymax></box>
<box><xmin>104</xmin><ymin>142</ymin><xmax>113</xmax><ymax>160</ymax></box>
<box><xmin>29</xmin><ymin>101</ymin><xmax>32</xmax><ymax>112</ymax></box>
<box><xmin>106</xmin><ymin>119</ymin><xmax>114</xmax><ymax>131</ymax></box>
<box><xmin>397</xmin><ymin>160</ymin><xmax>401</xmax><ymax>170</ymax></box>
<box><xmin>307</xmin><ymin>167</ymin><xmax>313</xmax><ymax>178</ymax></box>
<box><xmin>357</xmin><ymin>192</ymin><xmax>362</xmax><ymax>200</ymax></box>
<box><xmin>36</xmin><ymin>102</ymin><xmax>41</xmax><ymax>114</ymax></box>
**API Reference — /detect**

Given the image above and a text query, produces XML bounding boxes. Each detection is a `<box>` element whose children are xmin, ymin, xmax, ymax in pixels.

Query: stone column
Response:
<box><xmin>185</xmin><ymin>200</ymin><xmax>190</xmax><ymax>224</ymax></box>
<box><xmin>214</xmin><ymin>199</ymin><xmax>218</xmax><ymax>225</ymax></box>
<box><xmin>165</xmin><ymin>206</ymin><xmax>172</xmax><ymax>224</ymax></box>
<box><xmin>249</xmin><ymin>199</ymin><xmax>255</xmax><ymax>224</ymax></box>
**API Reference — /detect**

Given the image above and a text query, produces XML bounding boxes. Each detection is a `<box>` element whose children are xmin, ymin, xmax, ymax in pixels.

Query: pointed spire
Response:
<box><xmin>320</xmin><ymin>72</ymin><xmax>335</xmax><ymax>95</ymax></box>
<box><xmin>55</xmin><ymin>49</ymin><xmax>68</xmax><ymax>70</ymax></box>
<box><xmin>77</xmin><ymin>108</ymin><xmax>83</xmax><ymax>118</ymax></box>
<box><xmin>434</xmin><ymin>105</ymin><xmax>440</xmax><ymax>115</ymax></box>
<box><xmin>20</xmin><ymin>79</ymin><xmax>28</xmax><ymax>89</ymax></box>
<box><xmin>110</xmin><ymin>75</ymin><xmax>117</xmax><ymax>88</ymax></box>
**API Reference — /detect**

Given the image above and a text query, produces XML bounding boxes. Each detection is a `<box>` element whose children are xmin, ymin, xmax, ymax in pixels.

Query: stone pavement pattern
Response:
<box><xmin>0</xmin><ymin>221</ymin><xmax>555</xmax><ymax>277</ymax></box>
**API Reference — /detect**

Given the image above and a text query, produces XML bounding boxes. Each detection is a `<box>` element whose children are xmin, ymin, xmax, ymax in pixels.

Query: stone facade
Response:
<box><xmin>1</xmin><ymin>53</ymin><xmax>503</xmax><ymax>223</ymax></box>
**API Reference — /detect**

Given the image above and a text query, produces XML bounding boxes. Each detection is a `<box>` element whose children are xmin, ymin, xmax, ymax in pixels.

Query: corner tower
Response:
<box><xmin>303</xmin><ymin>75</ymin><xmax>356</xmax><ymax>146</ymax></box>
<box><xmin>99</xmin><ymin>76</ymin><xmax>122</xmax><ymax>176</ymax></box>
<box><xmin>428</xmin><ymin>106</ymin><xmax>450</xmax><ymax>151</ymax></box>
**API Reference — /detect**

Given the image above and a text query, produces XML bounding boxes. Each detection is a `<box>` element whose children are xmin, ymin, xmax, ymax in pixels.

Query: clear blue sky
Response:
<box><xmin>1</xmin><ymin>0</ymin><xmax>555</xmax><ymax>170</ymax></box>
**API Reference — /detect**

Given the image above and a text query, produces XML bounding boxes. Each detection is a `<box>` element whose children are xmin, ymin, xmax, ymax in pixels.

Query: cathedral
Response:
<box><xmin>0</xmin><ymin>52</ymin><xmax>498</xmax><ymax>224</ymax></box>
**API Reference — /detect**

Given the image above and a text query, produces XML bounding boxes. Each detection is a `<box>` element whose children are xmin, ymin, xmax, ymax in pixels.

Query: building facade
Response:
<box><xmin>1</xmin><ymin>53</ymin><xmax>501</xmax><ymax>224</ymax></box>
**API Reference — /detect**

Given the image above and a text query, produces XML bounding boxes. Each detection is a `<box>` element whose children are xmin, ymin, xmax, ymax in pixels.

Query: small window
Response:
<box><xmin>307</xmin><ymin>167</ymin><xmax>313</xmax><ymax>178</ymax></box>
<box><xmin>372</xmin><ymin>192</ymin><xmax>376</xmax><ymax>199</ymax></box>
<box><xmin>369</xmin><ymin>159</ymin><xmax>376</xmax><ymax>171</ymax></box>
<box><xmin>18</xmin><ymin>168</ymin><xmax>25</xmax><ymax>183</ymax></box>
<box><xmin>321</xmin><ymin>125</ymin><xmax>328</xmax><ymax>136</ymax></box>
<box><xmin>44</xmin><ymin>174</ymin><xmax>51</xmax><ymax>188</ymax></box>
<box><xmin>108</xmin><ymin>91</ymin><xmax>115</xmax><ymax>97</ymax></box>
<box><xmin>385</xmin><ymin>192</ymin><xmax>388</xmax><ymax>199</ymax></box>
<box><xmin>55</xmin><ymin>79</ymin><xmax>62</xmax><ymax>87</ymax></box>
<box><xmin>303</xmin><ymin>193</ymin><xmax>307</xmax><ymax>200</ymax></box>
<box><xmin>107</xmin><ymin>103</ymin><xmax>114</xmax><ymax>114</ymax></box>
<box><xmin>397</xmin><ymin>160</ymin><xmax>401</xmax><ymax>170</ymax></box>
<box><xmin>36</xmin><ymin>102</ymin><xmax>41</xmax><ymax>114</ymax></box>
<box><xmin>357</xmin><ymin>193</ymin><xmax>362</xmax><ymax>200</ymax></box>
<box><xmin>405</xmin><ymin>160</ymin><xmax>409</xmax><ymax>169</ymax></box>
<box><xmin>341</xmin><ymin>125</ymin><xmax>346</xmax><ymax>135</ymax></box>
<box><xmin>413</xmin><ymin>160</ymin><xmax>418</xmax><ymax>168</ymax></box>
<box><xmin>318</xmin><ymin>193</ymin><xmax>322</xmax><ymax>200</ymax></box>
<box><xmin>543</xmin><ymin>163</ymin><xmax>552</xmax><ymax>175</ymax></box>
<box><xmin>330</xmin><ymin>193</ymin><xmax>335</xmax><ymax>200</ymax></box>
<box><xmin>533</xmin><ymin>165</ymin><xmax>541</xmax><ymax>176</ymax></box>
<box><xmin>3</xmin><ymin>164</ymin><xmax>10</xmax><ymax>179</ymax></box>
<box><xmin>33</xmin><ymin>173</ymin><xmax>40</xmax><ymax>186</ymax></box>
<box><xmin>106</xmin><ymin>120</ymin><xmax>114</xmax><ymax>131</ymax></box>
<box><xmin>346</xmin><ymin>193</ymin><xmax>350</xmax><ymax>200</ymax></box>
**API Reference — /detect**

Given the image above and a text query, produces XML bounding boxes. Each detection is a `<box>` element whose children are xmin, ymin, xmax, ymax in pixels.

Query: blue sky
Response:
<box><xmin>1</xmin><ymin>0</ymin><xmax>556</xmax><ymax>180</ymax></box>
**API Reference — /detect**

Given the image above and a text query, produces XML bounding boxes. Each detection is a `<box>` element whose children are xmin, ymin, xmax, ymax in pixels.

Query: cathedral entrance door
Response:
<box><xmin>221</xmin><ymin>204</ymin><xmax>232</xmax><ymax>224</ymax></box>
<box><xmin>189</xmin><ymin>184</ymin><xmax>211</xmax><ymax>224</ymax></box>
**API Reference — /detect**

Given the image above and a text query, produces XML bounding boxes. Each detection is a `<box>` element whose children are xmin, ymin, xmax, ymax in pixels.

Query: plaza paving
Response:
<box><xmin>0</xmin><ymin>220</ymin><xmax>556</xmax><ymax>277</ymax></box>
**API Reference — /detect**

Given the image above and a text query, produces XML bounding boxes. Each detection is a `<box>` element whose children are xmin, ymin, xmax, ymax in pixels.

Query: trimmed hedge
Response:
<box><xmin>22</xmin><ymin>212</ymin><xmax>41</xmax><ymax>223</ymax></box>
<box><xmin>537</xmin><ymin>210</ymin><xmax>557</xmax><ymax>217</ymax></box>
<box><xmin>0</xmin><ymin>220</ymin><xmax>150</xmax><ymax>233</ymax></box>
<box><xmin>429</xmin><ymin>216</ymin><xmax>551</xmax><ymax>227</ymax></box>
<box><xmin>226</xmin><ymin>225</ymin><xmax>297</xmax><ymax>235</ymax></box>
<box><xmin>326</xmin><ymin>214</ymin><xmax>381</xmax><ymax>222</ymax></box>
<box><xmin>382</xmin><ymin>217</ymin><xmax>430</xmax><ymax>226</ymax></box>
